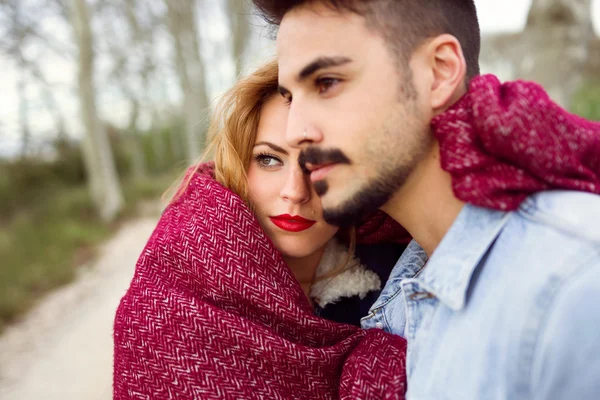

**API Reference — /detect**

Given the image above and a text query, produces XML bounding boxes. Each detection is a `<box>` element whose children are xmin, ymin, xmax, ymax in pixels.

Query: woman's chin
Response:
<box><xmin>274</xmin><ymin>238</ymin><xmax>324</xmax><ymax>261</ymax></box>
<box><xmin>262</xmin><ymin>223</ymin><xmax>338</xmax><ymax>261</ymax></box>
<box><xmin>278</xmin><ymin>246</ymin><xmax>315</xmax><ymax>260</ymax></box>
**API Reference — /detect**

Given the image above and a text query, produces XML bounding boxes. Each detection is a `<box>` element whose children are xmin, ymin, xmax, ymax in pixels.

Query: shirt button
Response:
<box><xmin>375</xmin><ymin>322</ymin><xmax>384</xmax><ymax>329</ymax></box>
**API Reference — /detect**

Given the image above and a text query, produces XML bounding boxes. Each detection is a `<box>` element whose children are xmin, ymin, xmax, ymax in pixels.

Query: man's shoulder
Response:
<box><xmin>516</xmin><ymin>190</ymin><xmax>600</xmax><ymax>244</ymax></box>
<box><xmin>471</xmin><ymin>191</ymin><xmax>600</xmax><ymax>335</ymax></box>
<box><xmin>478</xmin><ymin>191</ymin><xmax>600</xmax><ymax>337</ymax></box>
<box><xmin>489</xmin><ymin>190</ymin><xmax>600</xmax><ymax>279</ymax></box>
<box><xmin>530</xmin><ymin>263</ymin><xmax>600</xmax><ymax>399</ymax></box>
<box><xmin>465</xmin><ymin>196</ymin><xmax>600</xmax><ymax>397</ymax></box>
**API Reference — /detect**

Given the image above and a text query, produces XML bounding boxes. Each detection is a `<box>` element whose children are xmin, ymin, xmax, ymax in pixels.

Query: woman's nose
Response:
<box><xmin>280</xmin><ymin>165</ymin><xmax>311</xmax><ymax>204</ymax></box>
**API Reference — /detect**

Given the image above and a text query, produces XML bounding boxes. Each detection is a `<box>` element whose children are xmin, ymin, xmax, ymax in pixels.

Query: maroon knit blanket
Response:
<box><xmin>114</xmin><ymin>75</ymin><xmax>600</xmax><ymax>399</ymax></box>
<box><xmin>433</xmin><ymin>74</ymin><xmax>600</xmax><ymax>211</ymax></box>
<box><xmin>113</xmin><ymin>163</ymin><xmax>407</xmax><ymax>399</ymax></box>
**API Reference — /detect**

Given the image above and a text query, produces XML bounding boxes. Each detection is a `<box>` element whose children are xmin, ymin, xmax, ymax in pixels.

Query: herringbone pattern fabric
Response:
<box><xmin>355</xmin><ymin>211</ymin><xmax>411</xmax><ymax>245</ymax></box>
<box><xmin>433</xmin><ymin>75</ymin><xmax>600</xmax><ymax>211</ymax></box>
<box><xmin>113</xmin><ymin>164</ymin><xmax>407</xmax><ymax>399</ymax></box>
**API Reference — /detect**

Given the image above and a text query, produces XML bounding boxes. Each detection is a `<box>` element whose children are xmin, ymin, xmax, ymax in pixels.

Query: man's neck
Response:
<box><xmin>381</xmin><ymin>141</ymin><xmax>465</xmax><ymax>256</ymax></box>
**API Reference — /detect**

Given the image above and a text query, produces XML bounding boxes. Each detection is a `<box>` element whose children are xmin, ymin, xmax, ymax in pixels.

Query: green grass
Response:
<box><xmin>0</xmin><ymin>173</ymin><xmax>176</xmax><ymax>332</ymax></box>
<box><xmin>572</xmin><ymin>81</ymin><xmax>600</xmax><ymax>121</ymax></box>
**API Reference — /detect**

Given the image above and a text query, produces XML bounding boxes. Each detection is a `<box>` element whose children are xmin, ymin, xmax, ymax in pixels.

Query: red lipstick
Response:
<box><xmin>269</xmin><ymin>214</ymin><xmax>316</xmax><ymax>232</ymax></box>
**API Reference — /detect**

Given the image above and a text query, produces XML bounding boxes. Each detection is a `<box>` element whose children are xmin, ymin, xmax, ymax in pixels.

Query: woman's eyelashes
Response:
<box><xmin>254</xmin><ymin>152</ymin><xmax>284</xmax><ymax>170</ymax></box>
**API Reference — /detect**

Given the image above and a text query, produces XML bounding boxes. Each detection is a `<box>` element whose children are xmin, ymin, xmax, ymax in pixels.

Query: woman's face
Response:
<box><xmin>247</xmin><ymin>95</ymin><xmax>339</xmax><ymax>259</ymax></box>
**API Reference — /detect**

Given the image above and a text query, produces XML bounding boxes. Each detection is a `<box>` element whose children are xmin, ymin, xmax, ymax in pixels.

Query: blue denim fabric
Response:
<box><xmin>362</xmin><ymin>191</ymin><xmax>600</xmax><ymax>399</ymax></box>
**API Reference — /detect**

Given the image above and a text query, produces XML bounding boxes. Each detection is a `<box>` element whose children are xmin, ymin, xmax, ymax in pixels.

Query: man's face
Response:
<box><xmin>277</xmin><ymin>3</ymin><xmax>433</xmax><ymax>226</ymax></box>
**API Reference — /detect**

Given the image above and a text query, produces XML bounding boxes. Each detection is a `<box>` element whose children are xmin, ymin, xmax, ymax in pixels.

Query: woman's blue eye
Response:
<box><xmin>254</xmin><ymin>154</ymin><xmax>283</xmax><ymax>169</ymax></box>
<box><xmin>260</xmin><ymin>157</ymin><xmax>278</xmax><ymax>166</ymax></box>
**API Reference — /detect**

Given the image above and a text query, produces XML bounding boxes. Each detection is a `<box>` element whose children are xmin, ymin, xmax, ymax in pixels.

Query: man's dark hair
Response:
<box><xmin>252</xmin><ymin>0</ymin><xmax>481</xmax><ymax>80</ymax></box>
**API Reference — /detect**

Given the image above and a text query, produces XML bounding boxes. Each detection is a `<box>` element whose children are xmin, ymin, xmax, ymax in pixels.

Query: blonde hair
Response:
<box><xmin>210</xmin><ymin>60</ymin><xmax>281</xmax><ymax>203</ymax></box>
<box><xmin>170</xmin><ymin>60</ymin><xmax>355</xmax><ymax>282</ymax></box>
<box><xmin>169</xmin><ymin>60</ymin><xmax>280</xmax><ymax>203</ymax></box>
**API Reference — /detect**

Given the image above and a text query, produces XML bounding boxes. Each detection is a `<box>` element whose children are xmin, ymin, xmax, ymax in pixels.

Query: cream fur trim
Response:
<box><xmin>310</xmin><ymin>239</ymin><xmax>381</xmax><ymax>308</ymax></box>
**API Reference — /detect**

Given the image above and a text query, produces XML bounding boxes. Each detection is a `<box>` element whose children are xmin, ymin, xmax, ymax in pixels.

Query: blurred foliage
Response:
<box><xmin>0</xmin><ymin>187</ymin><xmax>109</xmax><ymax>329</ymax></box>
<box><xmin>0</xmin><ymin>173</ymin><xmax>177</xmax><ymax>331</ymax></box>
<box><xmin>0</xmin><ymin>121</ymin><xmax>186</xmax><ymax>219</ymax></box>
<box><xmin>0</xmin><ymin>122</ymin><xmax>187</xmax><ymax>331</ymax></box>
<box><xmin>572</xmin><ymin>81</ymin><xmax>600</xmax><ymax>121</ymax></box>
<box><xmin>140</xmin><ymin>118</ymin><xmax>188</xmax><ymax>174</ymax></box>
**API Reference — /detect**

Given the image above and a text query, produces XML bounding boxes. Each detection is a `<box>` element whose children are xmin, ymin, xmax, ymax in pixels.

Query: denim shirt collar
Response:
<box><xmin>368</xmin><ymin>240</ymin><xmax>429</xmax><ymax>311</ymax></box>
<box><xmin>415</xmin><ymin>204</ymin><xmax>511</xmax><ymax>310</ymax></box>
<box><xmin>369</xmin><ymin>204</ymin><xmax>511</xmax><ymax>313</ymax></box>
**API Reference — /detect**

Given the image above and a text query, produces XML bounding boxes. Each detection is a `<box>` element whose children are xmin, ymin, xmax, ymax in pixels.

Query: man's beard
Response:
<box><xmin>320</xmin><ymin>161</ymin><xmax>414</xmax><ymax>228</ymax></box>
<box><xmin>314</xmin><ymin>119</ymin><xmax>430</xmax><ymax>228</ymax></box>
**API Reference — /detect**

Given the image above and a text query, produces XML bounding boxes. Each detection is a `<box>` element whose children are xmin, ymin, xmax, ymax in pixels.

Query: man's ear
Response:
<box><xmin>426</xmin><ymin>34</ymin><xmax>467</xmax><ymax>111</ymax></box>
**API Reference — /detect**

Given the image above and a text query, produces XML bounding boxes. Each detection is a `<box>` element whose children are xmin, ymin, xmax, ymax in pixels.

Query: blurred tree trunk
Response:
<box><xmin>150</xmin><ymin>112</ymin><xmax>167</xmax><ymax>172</ymax></box>
<box><xmin>35</xmin><ymin>72</ymin><xmax>68</xmax><ymax>142</ymax></box>
<box><xmin>17</xmin><ymin>59</ymin><xmax>30</xmax><ymax>158</ymax></box>
<box><xmin>6</xmin><ymin>0</ymin><xmax>31</xmax><ymax>158</ymax></box>
<box><xmin>127</xmin><ymin>97</ymin><xmax>148</xmax><ymax>180</ymax></box>
<box><xmin>165</xmin><ymin>0</ymin><xmax>210</xmax><ymax>165</ymax></box>
<box><xmin>3</xmin><ymin>0</ymin><xmax>70</xmax><ymax>148</ymax></box>
<box><xmin>227</xmin><ymin>0</ymin><xmax>252</xmax><ymax>78</ymax></box>
<box><xmin>122</xmin><ymin>0</ymin><xmax>148</xmax><ymax>180</ymax></box>
<box><xmin>70</xmin><ymin>0</ymin><xmax>124</xmax><ymax>222</ymax></box>
<box><xmin>518</xmin><ymin>0</ymin><xmax>594</xmax><ymax>108</ymax></box>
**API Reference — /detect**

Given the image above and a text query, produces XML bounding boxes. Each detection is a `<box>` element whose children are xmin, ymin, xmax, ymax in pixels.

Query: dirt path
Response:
<box><xmin>0</xmin><ymin>217</ymin><xmax>158</xmax><ymax>400</ymax></box>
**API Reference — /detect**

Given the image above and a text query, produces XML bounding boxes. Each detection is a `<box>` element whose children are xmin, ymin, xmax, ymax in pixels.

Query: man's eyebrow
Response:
<box><xmin>253</xmin><ymin>141</ymin><xmax>289</xmax><ymax>155</ymax></box>
<box><xmin>277</xmin><ymin>56</ymin><xmax>352</xmax><ymax>98</ymax></box>
<box><xmin>297</xmin><ymin>56</ymin><xmax>353</xmax><ymax>81</ymax></box>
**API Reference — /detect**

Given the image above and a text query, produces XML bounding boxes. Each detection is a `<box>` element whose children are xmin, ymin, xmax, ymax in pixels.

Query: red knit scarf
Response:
<box><xmin>433</xmin><ymin>74</ymin><xmax>600</xmax><ymax>211</ymax></box>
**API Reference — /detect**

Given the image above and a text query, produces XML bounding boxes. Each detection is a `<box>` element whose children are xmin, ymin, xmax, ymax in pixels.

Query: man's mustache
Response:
<box><xmin>298</xmin><ymin>147</ymin><xmax>351</xmax><ymax>175</ymax></box>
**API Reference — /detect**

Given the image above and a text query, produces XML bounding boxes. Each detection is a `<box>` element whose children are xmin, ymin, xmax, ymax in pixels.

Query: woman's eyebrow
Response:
<box><xmin>253</xmin><ymin>141</ymin><xmax>289</xmax><ymax>155</ymax></box>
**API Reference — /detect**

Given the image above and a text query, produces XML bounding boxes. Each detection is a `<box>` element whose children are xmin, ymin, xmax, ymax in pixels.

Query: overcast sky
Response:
<box><xmin>478</xmin><ymin>0</ymin><xmax>600</xmax><ymax>34</ymax></box>
<box><xmin>0</xmin><ymin>0</ymin><xmax>599</xmax><ymax>157</ymax></box>
<box><xmin>477</xmin><ymin>0</ymin><xmax>533</xmax><ymax>33</ymax></box>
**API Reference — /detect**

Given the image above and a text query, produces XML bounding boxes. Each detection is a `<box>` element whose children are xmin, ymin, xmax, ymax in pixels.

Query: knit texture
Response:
<box><xmin>355</xmin><ymin>210</ymin><xmax>411</xmax><ymax>245</ymax></box>
<box><xmin>433</xmin><ymin>75</ymin><xmax>600</xmax><ymax>211</ymax></box>
<box><xmin>113</xmin><ymin>164</ymin><xmax>407</xmax><ymax>399</ymax></box>
<box><xmin>114</xmin><ymin>75</ymin><xmax>600</xmax><ymax>399</ymax></box>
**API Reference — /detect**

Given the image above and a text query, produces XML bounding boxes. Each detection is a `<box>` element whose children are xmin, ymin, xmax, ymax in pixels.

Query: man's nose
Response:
<box><xmin>286</xmin><ymin>101</ymin><xmax>323</xmax><ymax>148</ymax></box>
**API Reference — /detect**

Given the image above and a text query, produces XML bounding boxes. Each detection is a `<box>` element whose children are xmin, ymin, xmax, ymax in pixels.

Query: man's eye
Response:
<box><xmin>316</xmin><ymin>77</ymin><xmax>340</xmax><ymax>94</ymax></box>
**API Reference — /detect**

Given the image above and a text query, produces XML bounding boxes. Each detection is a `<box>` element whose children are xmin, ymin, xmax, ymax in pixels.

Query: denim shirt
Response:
<box><xmin>361</xmin><ymin>191</ymin><xmax>600</xmax><ymax>400</ymax></box>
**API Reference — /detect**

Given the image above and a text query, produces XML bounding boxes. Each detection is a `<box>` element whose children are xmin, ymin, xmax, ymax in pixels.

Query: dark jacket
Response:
<box><xmin>315</xmin><ymin>242</ymin><xmax>408</xmax><ymax>326</ymax></box>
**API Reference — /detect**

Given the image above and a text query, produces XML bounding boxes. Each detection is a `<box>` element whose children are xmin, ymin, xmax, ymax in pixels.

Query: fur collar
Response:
<box><xmin>310</xmin><ymin>239</ymin><xmax>381</xmax><ymax>308</ymax></box>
